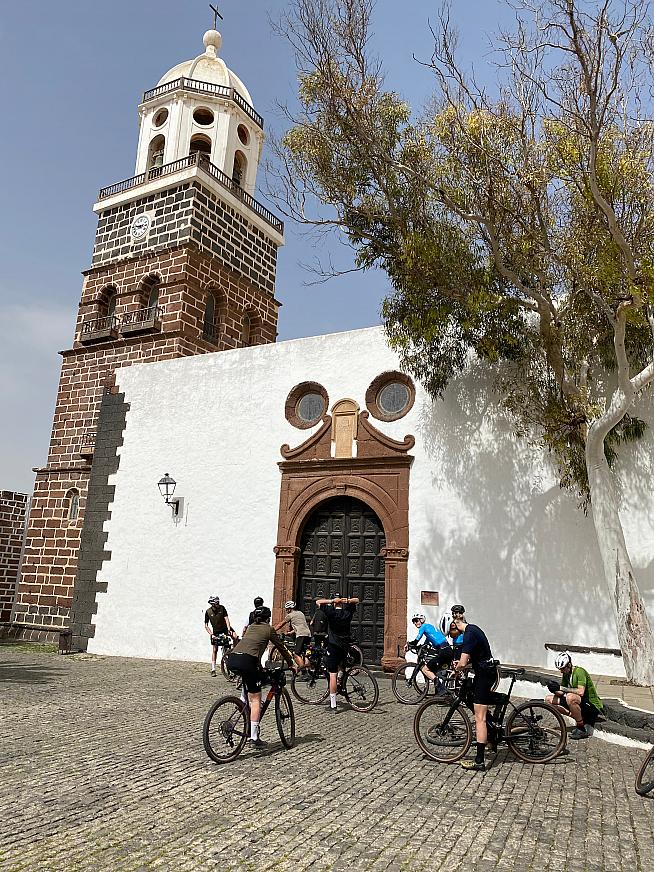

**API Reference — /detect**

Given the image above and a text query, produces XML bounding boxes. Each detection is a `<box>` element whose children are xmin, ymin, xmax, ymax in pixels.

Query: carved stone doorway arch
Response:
<box><xmin>272</xmin><ymin>411</ymin><xmax>413</xmax><ymax>670</ymax></box>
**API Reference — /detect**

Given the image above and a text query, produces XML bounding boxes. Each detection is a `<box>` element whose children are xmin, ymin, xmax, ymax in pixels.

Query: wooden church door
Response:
<box><xmin>297</xmin><ymin>496</ymin><xmax>386</xmax><ymax>664</ymax></box>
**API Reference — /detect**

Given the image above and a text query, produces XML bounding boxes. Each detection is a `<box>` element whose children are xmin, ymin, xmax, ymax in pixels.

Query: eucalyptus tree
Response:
<box><xmin>273</xmin><ymin>0</ymin><xmax>654</xmax><ymax>683</ymax></box>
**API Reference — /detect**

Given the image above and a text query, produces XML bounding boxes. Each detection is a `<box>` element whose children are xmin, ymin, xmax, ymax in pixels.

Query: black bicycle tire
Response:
<box><xmin>413</xmin><ymin>697</ymin><xmax>473</xmax><ymax>763</ymax></box>
<box><xmin>275</xmin><ymin>687</ymin><xmax>296</xmax><ymax>748</ymax></box>
<box><xmin>343</xmin><ymin>665</ymin><xmax>379</xmax><ymax>712</ymax></box>
<box><xmin>202</xmin><ymin>695</ymin><xmax>248</xmax><ymax>763</ymax></box>
<box><xmin>505</xmin><ymin>701</ymin><xmax>567</xmax><ymax>763</ymax></box>
<box><xmin>290</xmin><ymin>668</ymin><xmax>329</xmax><ymax>705</ymax></box>
<box><xmin>347</xmin><ymin>644</ymin><xmax>364</xmax><ymax>667</ymax></box>
<box><xmin>220</xmin><ymin>651</ymin><xmax>237</xmax><ymax>683</ymax></box>
<box><xmin>391</xmin><ymin>662</ymin><xmax>429</xmax><ymax>705</ymax></box>
<box><xmin>635</xmin><ymin>746</ymin><xmax>654</xmax><ymax>796</ymax></box>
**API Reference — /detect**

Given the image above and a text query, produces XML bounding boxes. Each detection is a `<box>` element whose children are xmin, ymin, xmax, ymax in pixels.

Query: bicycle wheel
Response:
<box><xmin>343</xmin><ymin>665</ymin><xmax>379</xmax><ymax>712</ymax></box>
<box><xmin>414</xmin><ymin>697</ymin><xmax>473</xmax><ymax>763</ymax></box>
<box><xmin>220</xmin><ymin>651</ymin><xmax>237</xmax><ymax>683</ymax></box>
<box><xmin>346</xmin><ymin>644</ymin><xmax>364</xmax><ymax>667</ymax></box>
<box><xmin>505</xmin><ymin>701</ymin><xmax>567</xmax><ymax>763</ymax></box>
<box><xmin>291</xmin><ymin>667</ymin><xmax>329</xmax><ymax>705</ymax></box>
<box><xmin>275</xmin><ymin>687</ymin><xmax>296</xmax><ymax>748</ymax></box>
<box><xmin>635</xmin><ymin>746</ymin><xmax>654</xmax><ymax>796</ymax></box>
<box><xmin>391</xmin><ymin>663</ymin><xmax>429</xmax><ymax>704</ymax></box>
<box><xmin>203</xmin><ymin>695</ymin><xmax>248</xmax><ymax>763</ymax></box>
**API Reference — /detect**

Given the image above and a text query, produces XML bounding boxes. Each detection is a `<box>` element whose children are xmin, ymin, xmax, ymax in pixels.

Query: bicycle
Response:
<box><xmin>635</xmin><ymin>744</ymin><xmax>654</xmax><ymax>796</ymax></box>
<box><xmin>414</xmin><ymin>666</ymin><xmax>567</xmax><ymax>764</ymax></box>
<box><xmin>392</xmin><ymin>641</ymin><xmax>461</xmax><ymax>704</ymax></box>
<box><xmin>271</xmin><ymin>632</ymin><xmax>364</xmax><ymax>668</ymax></box>
<box><xmin>203</xmin><ymin>664</ymin><xmax>295</xmax><ymax>763</ymax></box>
<box><xmin>211</xmin><ymin>633</ymin><xmax>239</xmax><ymax>682</ymax></box>
<box><xmin>290</xmin><ymin>643</ymin><xmax>379</xmax><ymax>711</ymax></box>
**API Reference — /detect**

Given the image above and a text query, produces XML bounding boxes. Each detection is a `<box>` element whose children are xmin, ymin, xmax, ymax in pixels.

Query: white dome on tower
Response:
<box><xmin>157</xmin><ymin>29</ymin><xmax>253</xmax><ymax>106</ymax></box>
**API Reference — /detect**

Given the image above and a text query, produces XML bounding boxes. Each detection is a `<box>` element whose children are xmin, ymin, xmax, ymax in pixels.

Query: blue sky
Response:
<box><xmin>0</xmin><ymin>1</ymin><xmax>512</xmax><ymax>493</ymax></box>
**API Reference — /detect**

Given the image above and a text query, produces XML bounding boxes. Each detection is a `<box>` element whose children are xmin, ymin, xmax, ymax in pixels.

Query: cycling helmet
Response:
<box><xmin>554</xmin><ymin>651</ymin><xmax>572</xmax><ymax>670</ymax></box>
<box><xmin>284</xmin><ymin>600</ymin><xmax>296</xmax><ymax>609</ymax></box>
<box><xmin>208</xmin><ymin>596</ymin><xmax>220</xmax><ymax>605</ymax></box>
<box><xmin>439</xmin><ymin>613</ymin><xmax>455</xmax><ymax>635</ymax></box>
<box><xmin>411</xmin><ymin>613</ymin><xmax>426</xmax><ymax>624</ymax></box>
<box><xmin>334</xmin><ymin>592</ymin><xmax>341</xmax><ymax>598</ymax></box>
<box><xmin>451</xmin><ymin>604</ymin><xmax>465</xmax><ymax>617</ymax></box>
<box><xmin>253</xmin><ymin>596</ymin><xmax>264</xmax><ymax>608</ymax></box>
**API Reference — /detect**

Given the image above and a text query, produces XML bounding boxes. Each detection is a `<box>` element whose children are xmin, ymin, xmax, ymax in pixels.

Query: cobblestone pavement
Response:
<box><xmin>1</xmin><ymin>649</ymin><xmax>652</xmax><ymax>872</ymax></box>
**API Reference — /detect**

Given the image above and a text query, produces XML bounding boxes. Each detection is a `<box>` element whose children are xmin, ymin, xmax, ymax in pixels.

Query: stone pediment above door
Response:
<box><xmin>280</xmin><ymin>407</ymin><xmax>415</xmax><ymax>462</ymax></box>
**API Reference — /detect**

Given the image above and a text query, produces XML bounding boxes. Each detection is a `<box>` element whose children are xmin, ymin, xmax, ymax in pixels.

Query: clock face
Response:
<box><xmin>130</xmin><ymin>214</ymin><xmax>151</xmax><ymax>240</ymax></box>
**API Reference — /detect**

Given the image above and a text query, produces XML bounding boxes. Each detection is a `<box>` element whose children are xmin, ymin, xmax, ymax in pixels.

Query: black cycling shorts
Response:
<box><xmin>472</xmin><ymin>666</ymin><xmax>497</xmax><ymax>705</ymax></box>
<box><xmin>294</xmin><ymin>636</ymin><xmax>310</xmax><ymax>657</ymax></box>
<box><xmin>558</xmin><ymin>694</ymin><xmax>602</xmax><ymax>726</ymax></box>
<box><xmin>427</xmin><ymin>648</ymin><xmax>454</xmax><ymax>674</ymax></box>
<box><xmin>227</xmin><ymin>652</ymin><xmax>263</xmax><ymax>694</ymax></box>
<box><xmin>325</xmin><ymin>642</ymin><xmax>346</xmax><ymax>673</ymax></box>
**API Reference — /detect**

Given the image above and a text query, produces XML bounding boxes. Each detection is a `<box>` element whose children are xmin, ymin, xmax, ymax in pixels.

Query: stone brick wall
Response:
<box><xmin>92</xmin><ymin>179</ymin><xmax>279</xmax><ymax>295</ymax></box>
<box><xmin>0</xmin><ymin>491</ymin><xmax>29</xmax><ymax>623</ymax></box>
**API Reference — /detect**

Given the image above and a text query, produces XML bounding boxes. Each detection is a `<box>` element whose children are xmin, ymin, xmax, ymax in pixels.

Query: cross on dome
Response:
<box><xmin>209</xmin><ymin>4</ymin><xmax>223</xmax><ymax>29</ymax></box>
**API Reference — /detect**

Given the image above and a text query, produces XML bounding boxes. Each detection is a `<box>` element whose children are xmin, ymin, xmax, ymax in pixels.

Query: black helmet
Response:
<box><xmin>451</xmin><ymin>604</ymin><xmax>465</xmax><ymax>617</ymax></box>
<box><xmin>253</xmin><ymin>596</ymin><xmax>264</xmax><ymax>608</ymax></box>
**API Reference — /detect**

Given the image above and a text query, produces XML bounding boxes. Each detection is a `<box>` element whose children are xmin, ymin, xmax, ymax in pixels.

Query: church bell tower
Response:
<box><xmin>13</xmin><ymin>26</ymin><xmax>284</xmax><ymax>641</ymax></box>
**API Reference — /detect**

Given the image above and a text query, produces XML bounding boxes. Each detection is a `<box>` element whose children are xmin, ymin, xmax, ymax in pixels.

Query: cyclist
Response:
<box><xmin>451</xmin><ymin>614</ymin><xmax>497</xmax><ymax>772</ymax></box>
<box><xmin>243</xmin><ymin>596</ymin><xmax>272</xmax><ymax>635</ymax></box>
<box><xmin>315</xmin><ymin>592</ymin><xmax>360</xmax><ymax>713</ymax></box>
<box><xmin>204</xmin><ymin>596</ymin><xmax>235</xmax><ymax>676</ymax></box>
<box><xmin>545</xmin><ymin>651</ymin><xmax>604</xmax><ymax>739</ymax></box>
<box><xmin>227</xmin><ymin>608</ymin><xmax>296</xmax><ymax>747</ymax></box>
<box><xmin>275</xmin><ymin>600</ymin><xmax>312</xmax><ymax>667</ymax></box>
<box><xmin>404</xmin><ymin>614</ymin><xmax>455</xmax><ymax>686</ymax></box>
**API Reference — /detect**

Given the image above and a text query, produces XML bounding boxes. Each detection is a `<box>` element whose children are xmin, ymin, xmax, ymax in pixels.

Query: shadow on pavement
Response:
<box><xmin>0</xmin><ymin>660</ymin><xmax>64</xmax><ymax>685</ymax></box>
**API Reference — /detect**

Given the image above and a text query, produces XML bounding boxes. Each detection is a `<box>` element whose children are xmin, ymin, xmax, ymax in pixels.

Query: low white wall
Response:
<box><xmin>88</xmin><ymin>326</ymin><xmax>654</xmax><ymax>671</ymax></box>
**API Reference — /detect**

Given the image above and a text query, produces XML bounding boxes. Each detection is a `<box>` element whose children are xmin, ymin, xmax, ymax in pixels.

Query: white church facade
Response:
<box><xmin>11</xmin><ymin>23</ymin><xmax>654</xmax><ymax>674</ymax></box>
<box><xmin>86</xmin><ymin>325</ymin><xmax>654</xmax><ymax>675</ymax></box>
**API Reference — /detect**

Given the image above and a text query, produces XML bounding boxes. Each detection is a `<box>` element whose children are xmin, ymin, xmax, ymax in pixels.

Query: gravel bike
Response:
<box><xmin>392</xmin><ymin>641</ymin><xmax>461</xmax><ymax>704</ymax></box>
<box><xmin>635</xmin><ymin>744</ymin><xmax>654</xmax><ymax>796</ymax></box>
<box><xmin>271</xmin><ymin>632</ymin><xmax>363</xmax><ymax>668</ymax></box>
<box><xmin>414</xmin><ymin>666</ymin><xmax>567</xmax><ymax>764</ymax></box>
<box><xmin>211</xmin><ymin>632</ymin><xmax>239</xmax><ymax>682</ymax></box>
<box><xmin>203</xmin><ymin>665</ymin><xmax>295</xmax><ymax>763</ymax></box>
<box><xmin>290</xmin><ymin>643</ymin><xmax>379</xmax><ymax>711</ymax></box>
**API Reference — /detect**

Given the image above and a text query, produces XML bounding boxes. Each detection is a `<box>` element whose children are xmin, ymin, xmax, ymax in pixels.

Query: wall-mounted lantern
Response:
<box><xmin>158</xmin><ymin>473</ymin><xmax>183</xmax><ymax>516</ymax></box>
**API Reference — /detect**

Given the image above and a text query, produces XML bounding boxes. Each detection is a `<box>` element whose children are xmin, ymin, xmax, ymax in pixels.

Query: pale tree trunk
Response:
<box><xmin>585</xmin><ymin>417</ymin><xmax>654</xmax><ymax>686</ymax></box>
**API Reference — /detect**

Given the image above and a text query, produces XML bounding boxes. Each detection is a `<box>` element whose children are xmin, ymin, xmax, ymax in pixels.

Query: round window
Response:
<box><xmin>297</xmin><ymin>393</ymin><xmax>325</xmax><ymax>424</ymax></box>
<box><xmin>237</xmin><ymin>124</ymin><xmax>250</xmax><ymax>145</ymax></box>
<box><xmin>378</xmin><ymin>382</ymin><xmax>410</xmax><ymax>416</ymax></box>
<box><xmin>365</xmin><ymin>371</ymin><xmax>415</xmax><ymax>422</ymax></box>
<box><xmin>193</xmin><ymin>107</ymin><xmax>215</xmax><ymax>126</ymax></box>
<box><xmin>153</xmin><ymin>108</ymin><xmax>169</xmax><ymax>128</ymax></box>
<box><xmin>285</xmin><ymin>382</ymin><xmax>329</xmax><ymax>429</ymax></box>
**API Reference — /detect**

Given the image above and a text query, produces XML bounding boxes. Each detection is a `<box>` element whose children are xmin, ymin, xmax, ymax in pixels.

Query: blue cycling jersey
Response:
<box><xmin>414</xmin><ymin>623</ymin><xmax>447</xmax><ymax>647</ymax></box>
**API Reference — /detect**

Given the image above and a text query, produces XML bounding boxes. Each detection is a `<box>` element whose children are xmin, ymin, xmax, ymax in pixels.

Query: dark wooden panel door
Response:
<box><xmin>297</xmin><ymin>497</ymin><xmax>385</xmax><ymax>664</ymax></box>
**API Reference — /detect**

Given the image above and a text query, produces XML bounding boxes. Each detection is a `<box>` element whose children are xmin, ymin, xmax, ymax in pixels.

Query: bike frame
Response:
<box><xmin>439</xmin><ymin>668</ymin><xmax>520</xmax><ymax>739</ymax></box>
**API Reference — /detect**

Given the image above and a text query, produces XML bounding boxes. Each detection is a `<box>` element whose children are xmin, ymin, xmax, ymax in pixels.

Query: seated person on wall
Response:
<box><xmin>545</xmin><ymin>651</ymin><xmax>604</xmax><ymax>740</ymax></box>
<box><xmin>404</xmin><ymin>613</ymin><xmax>455</xmax><ymax>683</ymax></box>
<box><xmin>274</xmin><ymin>600</ymin><xmax>312</xmax><ymax>668</ymax></box>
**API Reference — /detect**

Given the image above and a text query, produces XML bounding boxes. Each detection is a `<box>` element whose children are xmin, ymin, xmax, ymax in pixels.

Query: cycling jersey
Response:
<box><xmin>205</xmin><ymin>605</ymin><xmax>228</xmax><ymax>634</ymax></box>
<box><xmin>414</xmin><ymin>623</ymin><xmax>448</xmax><ymax>648</ymax></box>
<box><xmin>562</xmin><ymin>666</ymin><xmax>603</xmax><ymax>711</ymax></box>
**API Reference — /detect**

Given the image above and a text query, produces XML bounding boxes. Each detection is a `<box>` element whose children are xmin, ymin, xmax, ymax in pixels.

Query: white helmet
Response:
<box><xmin>439</xmin><ymin>613</ymin><xmax>456</xmax><ymax>635</ymax></box>
<box><xmin>411</xmin><ymin>613</ymin><xmax>425</xmax><ymax>623</ymax></box>
<box><xmin>554</xmin><ymin>651</ymin><xmax>572</xmax><ymax>670</ymax></box>
<box><xmin>284</xmin><ymin>600</ymin><xmax>296</xmax><ymax>609</ymax></box>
